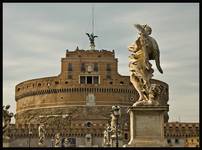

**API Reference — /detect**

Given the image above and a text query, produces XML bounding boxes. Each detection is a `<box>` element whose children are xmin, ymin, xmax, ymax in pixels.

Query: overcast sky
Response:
<box><xmin>3</xmin><ymin>3</ymin><xmax>199</xmax><ymax>123</ymax></box>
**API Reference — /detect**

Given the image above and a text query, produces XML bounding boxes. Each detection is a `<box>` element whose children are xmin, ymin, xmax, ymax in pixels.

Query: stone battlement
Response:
<box><xmin>65</xmin><ymin>49</ymin><xmax>115</xmax><ymax>58</ymax></box>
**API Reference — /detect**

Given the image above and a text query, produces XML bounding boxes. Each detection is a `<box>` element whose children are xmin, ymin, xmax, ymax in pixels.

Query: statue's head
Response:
<box><xmin>134</xmin><ymin>24</ymin><xmax>152</xmax><ymax>35</ymax></box>
<box><xmin>144</xmin><ymin>25</ymin><xmax>152</xmax><ymax>35</ymax></box>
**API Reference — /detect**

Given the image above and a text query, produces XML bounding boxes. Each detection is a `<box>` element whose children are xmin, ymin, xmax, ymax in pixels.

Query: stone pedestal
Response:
<box><xmin>127</xmin><ymin>105</ymin><xmax>169</xmax><ymax>147</ymax></box>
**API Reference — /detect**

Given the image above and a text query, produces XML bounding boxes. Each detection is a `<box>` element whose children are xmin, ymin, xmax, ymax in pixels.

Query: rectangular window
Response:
<box><xmin>80</xmin><ymin>76</ymin><xmax>85</xmax><ymax>84</ymax></box>
<box><xmin>106</xmin><ymin>64</ymin><xmax>111</xmax><ymax>71</ymax></box>
<box><xmin>68</xmin><ymin>63</ymin><xmax>73</xmax><ymax>71</ymax></box>
<box><xmin>94</xmin><ymin>63</ymin><xmax>98</xmax><ymax>72</ymax></box>
<box><xmin>87</xmin><ymin>76</ymin><xmax>93</xmax><ymax>84</ymax></box>
<box><xmin>93</xmin><ymin>76</ymin><xmax>99</xmax><ymax>84</ymax></box>
<box><xmin>81</xmin><ymin>63</ymin><xmax>85</xmax><ymax>72</ymax></box>
<box><xmin>106</xmin><ymin>70</ymin><xmax>111</xmax><ymax>79</ymax></box>
<box><xmin>79</xmin><ymin>76</ymin><xmax>99</xmax><ymax>84</ymax></box>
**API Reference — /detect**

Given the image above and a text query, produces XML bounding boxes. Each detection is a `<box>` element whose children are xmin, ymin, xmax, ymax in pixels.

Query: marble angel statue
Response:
<box><xmin>128</xmin><ymin>24</ymin><xmax>163</xmax><ymax>106</ymax></box>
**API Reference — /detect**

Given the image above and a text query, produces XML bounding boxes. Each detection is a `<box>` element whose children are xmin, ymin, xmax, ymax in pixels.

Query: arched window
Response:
<box><xmin>175</xmin><ymin>139</ymin><xmax>179</xmax><ymax>144</ymax></box>
<box><xmin>167</xmin><ymin>139</ymin><xmax>171</xmax><ymax>144</ymax></box>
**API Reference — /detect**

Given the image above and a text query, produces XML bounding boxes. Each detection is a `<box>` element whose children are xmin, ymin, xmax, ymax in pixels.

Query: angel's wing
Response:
<box><xmin>86</xmin><ymin>33</ymin><xmax>90</xmax><ymax>37</ymax></box>
<box><xmin>134</xmin><ymin>24</ymin><xmax>145</xmax><ymax>33</ymax></box>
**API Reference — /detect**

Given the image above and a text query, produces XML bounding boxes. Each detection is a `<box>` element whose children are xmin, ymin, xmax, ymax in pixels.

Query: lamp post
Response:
<box><xmin>51</xmin><ymin>137</ymin><xmax>54</xmax><ymax>147</ymax></box>
<box><xmin>29</xmin><ymin>132</ymin><xmax>32</xmax><ymax>147</ymax></box>
<box><xmin>112</xmin><ymin>105</ymin><xmax>121</xmax><ymax>148</ymax></box>
<box><xmin>28</xmin><ymin>123</ymin><xmax>32</xmax><ymax>147</ymax></box>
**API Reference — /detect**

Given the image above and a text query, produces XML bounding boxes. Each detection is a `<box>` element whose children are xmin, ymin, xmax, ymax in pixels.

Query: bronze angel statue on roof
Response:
<box><xmin>86</xmin><ymin>33</ymin><xmax>98</xmax><ymax>50</ymax></box>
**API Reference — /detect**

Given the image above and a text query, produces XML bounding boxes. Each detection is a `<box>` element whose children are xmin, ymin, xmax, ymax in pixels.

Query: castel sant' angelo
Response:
<box><xmin>4</xmin><ymin>29</ymin><xmax>198</xmax><ymax>147</ymax></box>
<box><xmin>15</xmin><ymin>48</ymin><xmax>169</xmax><ymax>124</ymax></box>
<box><xmin>10</xmin><ymin>32</ymin><xmax>169</xmax><ymax>147</ymax></box>
<box><xmin>3</xmin><ymin>5</ymin><xmax>199</xmax><ymax>148</ymax></box>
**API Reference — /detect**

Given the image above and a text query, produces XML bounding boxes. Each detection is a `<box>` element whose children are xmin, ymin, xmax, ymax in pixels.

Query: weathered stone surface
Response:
<box><xmin>127</xmin><ymin>105</ymin><xmax>169</xmax><ymax>147</ymax></box>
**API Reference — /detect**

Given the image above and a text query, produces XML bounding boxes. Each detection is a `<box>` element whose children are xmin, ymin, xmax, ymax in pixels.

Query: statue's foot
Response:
<box><xmin>133</xmin><ymin>99</ymin><xmax>159</xmax><ymax>106</ymax></box>
<box><xmin>147</xmin><ymin>99</ymin><xmax>160</xmax><ymax>106</ymax></box>
<box><xmin>147</xmin><ymin>99</ymin><xmax>152</xmax><ymax>105</ymax></box>
<box><xmin>133</xmin><ymin>100</ymin><xmax>146</xmax><ymax>106</ymax></box>
<box><xmin>132</xmin><ymin>102</ymin><xmax>140</xmax><ymax>107</ymax></box>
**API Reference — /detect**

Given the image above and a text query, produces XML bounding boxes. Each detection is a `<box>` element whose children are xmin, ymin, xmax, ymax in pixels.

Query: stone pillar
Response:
<box><xmin>127</xmin><ymin>105</ymin><xmax>169</xmax><ymax>147</ymax></box>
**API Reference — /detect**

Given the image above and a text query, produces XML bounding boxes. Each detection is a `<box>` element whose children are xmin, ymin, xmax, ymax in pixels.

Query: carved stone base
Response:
<box><xmin>126</xmin><ymin>105</ymin><xmax>169</xmax><ymax>147</ymax></box>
